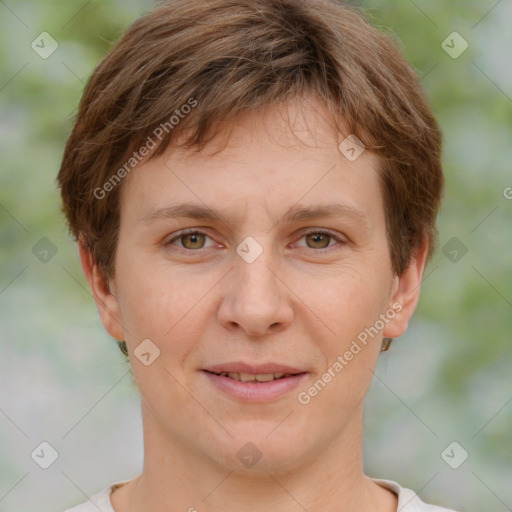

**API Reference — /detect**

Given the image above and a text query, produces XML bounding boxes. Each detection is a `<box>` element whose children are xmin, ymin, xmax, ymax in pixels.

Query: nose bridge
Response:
<box><xmin>218</xmin><ymin>237</ymin><xmax>293</xmax><ymax>335</ymax></box>
<box><xmin>237</xmin><ymin>252</ymin><xmax>278</xmax><ymax>305</ymax></box>
<box><xmin>235</xmin><ymin>241</ymin><xmax>280</xmax><ymax>309</ymax></box>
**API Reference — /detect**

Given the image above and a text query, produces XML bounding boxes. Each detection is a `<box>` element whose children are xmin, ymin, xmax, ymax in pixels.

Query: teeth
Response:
<box><xmin>255</xmin><ymin>373</ymin><xmax>275</xmax><ymax>382</ymax></box>
<box><xmin>217</xmin><ymin>372</ymin><xmax>290</xmax><ymax>382</ymax></box>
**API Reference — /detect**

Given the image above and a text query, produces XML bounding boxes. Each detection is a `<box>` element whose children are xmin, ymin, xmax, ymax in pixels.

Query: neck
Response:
<box><xmin>112</xmin><ymin>403</ymin><xmax>396</xmax><ymax>512</ymax></box>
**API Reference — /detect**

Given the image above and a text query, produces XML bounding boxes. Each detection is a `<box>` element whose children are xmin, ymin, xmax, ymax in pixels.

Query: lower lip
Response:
<box><xmin>202</xmin><ymin>371</ymin><xmax>307</xmax><ymax>402</ymax></box>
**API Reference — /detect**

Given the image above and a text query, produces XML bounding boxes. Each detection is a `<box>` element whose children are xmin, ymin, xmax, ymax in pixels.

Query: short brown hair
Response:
<box><xmin>58</xmin><ymin>0</ymin><xmax>443</xmax><ymax>278</ymax></box>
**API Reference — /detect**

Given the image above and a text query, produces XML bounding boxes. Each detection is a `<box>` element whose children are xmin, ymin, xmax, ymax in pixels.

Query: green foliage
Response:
<box><xmin>1</xmin><ymin>1</ymin><xmax>510</xmax><ymax>510</ymax></box>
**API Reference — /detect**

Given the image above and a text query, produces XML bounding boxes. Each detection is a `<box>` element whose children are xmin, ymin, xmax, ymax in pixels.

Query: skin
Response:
<box><xmin>80</xmin><ymin>97</ymin><xmax>428</xmax><ymax>512</ymax></box>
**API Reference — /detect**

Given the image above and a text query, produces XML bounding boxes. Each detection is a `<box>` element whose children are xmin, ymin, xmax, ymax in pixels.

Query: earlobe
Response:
<box><xmin>382</xmin><ymin>238</ymin><xmax>429</xmax><ymax>339</ymax></box>
<box><xmin>78</xmin><ymin>240</ymin><xmax>125</xmax><ymax>341</ymax></box>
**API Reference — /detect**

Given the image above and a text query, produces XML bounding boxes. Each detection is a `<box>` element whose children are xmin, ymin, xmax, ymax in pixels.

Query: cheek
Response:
<box><xmin>114</xmin><ymin>261</ymin><xmax>214</xmax><ymax>406</ymax></box>
<box><xmin>298</xmin><ymin>264</ymin><xmax>391</xmax><ymax>345</ymax></box>
<box><xmin>297</xmin><ymin>271</ymin><xmax>386</xmax><ymax>419</ymax></box>
<box><xmin>114</xmin><ymin>256</ymin><xmax>218</xmax><ymax>350</ymax></box>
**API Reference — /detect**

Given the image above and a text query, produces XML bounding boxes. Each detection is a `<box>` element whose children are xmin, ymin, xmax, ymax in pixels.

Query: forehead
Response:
<box><xmin>119</xmin><ymin>98</ymin><xmax>383</xmax><ymax>227</ymax></box>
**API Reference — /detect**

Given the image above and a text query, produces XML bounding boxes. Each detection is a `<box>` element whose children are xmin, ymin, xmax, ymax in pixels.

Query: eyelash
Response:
<box><xmin>164</xmin><ymin>228</ymin><xmax>345</xmax><ymax>252</ymax></box>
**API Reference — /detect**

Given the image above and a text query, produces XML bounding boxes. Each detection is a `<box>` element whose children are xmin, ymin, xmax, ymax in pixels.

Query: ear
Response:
<box><xmin>78</xmin><ymin>239</ymin><xmax>125</xmax><ymax>341</ymax></box>
<box><xmin>383</xmin><ymin>237</ymin><xmax>429</xmax><ymax>339</ymax></box>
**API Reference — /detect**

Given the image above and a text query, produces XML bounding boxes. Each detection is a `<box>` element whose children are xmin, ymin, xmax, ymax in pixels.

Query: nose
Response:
<box><xmin>217</xmin><ymin>246</ymin><xmax>294</xmax><ymax>337</ymax></box>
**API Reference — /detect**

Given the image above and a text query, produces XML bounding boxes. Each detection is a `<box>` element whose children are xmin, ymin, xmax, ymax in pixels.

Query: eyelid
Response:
<box><xmin>164</xmin><ymin>227</ymin><xmax>346</xmax><ymax>251</ymax></box>
<box><xmin>164</xmin><ymin>228</ymin><xmax>218</xmax><ymax>249</ymax></box>
<box><xmin>293</xmin><ymin>227</ymin><xmax>346</xmax><ymax>248</ymax></box>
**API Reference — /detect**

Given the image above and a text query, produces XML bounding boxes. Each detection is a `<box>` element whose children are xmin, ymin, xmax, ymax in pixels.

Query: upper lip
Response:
<box><xmin>203</xmin><ymin>362</ymin><xmax>306</xmax><ymax>375</ymax></box>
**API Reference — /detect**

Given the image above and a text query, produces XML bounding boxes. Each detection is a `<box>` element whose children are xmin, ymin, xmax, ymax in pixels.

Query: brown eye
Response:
<box><xmin>304</xmin><ymin>232</ymin><xmax>332</xmax><ymax>249</ymax></box>
<box><xmin>180</xmin><ymin>232</ymin><xmax>206</xmax><ymax>249</ymax></box>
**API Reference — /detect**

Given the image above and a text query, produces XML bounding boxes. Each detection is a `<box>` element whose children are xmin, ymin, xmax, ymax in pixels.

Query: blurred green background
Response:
<box><xmin>0</xmin><ymin>1</ymin><xmax>510</xmax><ymax>511</ymax></box>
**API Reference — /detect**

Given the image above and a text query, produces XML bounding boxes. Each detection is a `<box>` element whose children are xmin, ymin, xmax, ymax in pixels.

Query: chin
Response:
<box><xmin>207</xmin><ymin>426</ymin><xmax>311</xmax><ymax>476</ymax></box>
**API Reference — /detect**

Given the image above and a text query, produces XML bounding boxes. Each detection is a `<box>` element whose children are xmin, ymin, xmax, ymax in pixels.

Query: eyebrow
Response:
<box><xmin>140</xmin><ymin>202</ymin><xmax>371</xmax><ymax>229</ymax></box>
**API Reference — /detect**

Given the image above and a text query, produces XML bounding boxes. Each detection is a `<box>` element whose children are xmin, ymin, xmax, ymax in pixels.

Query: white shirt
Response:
<box><xmin>62</xmin><ymin>478</ymin><xmax>457</xmax><ymax>511</ymax></box>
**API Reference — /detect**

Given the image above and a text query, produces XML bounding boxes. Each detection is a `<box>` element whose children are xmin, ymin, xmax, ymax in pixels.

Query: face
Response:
<box><xmin>84</xmin><ymin>97</ymin><xmax>425</xmax><ymax>474</ymax></box>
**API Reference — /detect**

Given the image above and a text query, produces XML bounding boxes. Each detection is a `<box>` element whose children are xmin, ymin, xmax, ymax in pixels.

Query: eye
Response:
<box><xmin>165</xmin><ymin>228</ymin><xmax>345</xmax><ymax>253</ymax></box>
<box><xmin>165</xmin><ymin>230</ymin><xmax>216</xmax><ymax>250</ymax></box>
<box><xmin>296</xmin><ymin>229</ymin><xmax>344</xmax><ymax>250</ymax></box>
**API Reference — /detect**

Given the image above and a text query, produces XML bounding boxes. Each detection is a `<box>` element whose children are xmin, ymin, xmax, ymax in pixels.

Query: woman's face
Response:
<box><xmin>93</xmin><ymin>98</ymin><xmax>422</xmax><ymax>473</ymax></box>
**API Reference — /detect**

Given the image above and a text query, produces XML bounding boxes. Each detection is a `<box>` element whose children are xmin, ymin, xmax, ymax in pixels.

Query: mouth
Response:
<box><xmin>201</xmin><ymin>362</ymin><xmax>308</xmax><ymax>401</ymax></box>
<box><xmin>203</xmin><ymin>370</ymin><xmax>302</xmax><ymax>382</ymax></box>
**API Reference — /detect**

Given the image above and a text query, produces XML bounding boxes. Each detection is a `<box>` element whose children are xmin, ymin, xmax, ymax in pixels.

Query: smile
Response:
<box><xmin>202</xmin><ymin>367</ymin><xmax>308</xmax><ymax>402</ymax></box>
<box><xmin>207</xmin><ymin>371</ymin><xmax>295</xmax><ymax>382</ymax></box>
